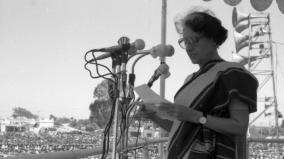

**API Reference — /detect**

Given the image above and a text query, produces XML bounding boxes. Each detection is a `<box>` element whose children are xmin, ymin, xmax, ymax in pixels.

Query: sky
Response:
<box><xmin>0</xmin><ymin>0</ymin><xmax>284</xmax><ymax>126</ymax></box>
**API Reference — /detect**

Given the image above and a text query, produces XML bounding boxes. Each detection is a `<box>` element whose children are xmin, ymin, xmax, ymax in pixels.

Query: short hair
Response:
<box><xmin>175</xmin><ymin>8</ymin><xmax>228</xmax><ymax>47</ymax></box>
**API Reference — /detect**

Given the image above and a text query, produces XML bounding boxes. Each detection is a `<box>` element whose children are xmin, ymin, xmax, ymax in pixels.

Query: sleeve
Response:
<box><xmin>217</xmin><ymin>67</ymin><xmax>258</xmax><ymax>113</ymax></box>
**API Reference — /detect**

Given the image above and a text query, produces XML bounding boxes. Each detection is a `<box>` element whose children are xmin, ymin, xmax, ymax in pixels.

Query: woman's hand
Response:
<box><xmin>134</xmin><ymin>102</ymin><xmax>157</xmax><ymax>120</ymax></box>
<box><xmin>147</xmin><ymin>102</ymin><xmax>203</xmax><ymax>123</ymax></box>
<box><xmin>133</xmin><ymin>102</ymin><xmax>173</xmax><ymax>131</ymax></box>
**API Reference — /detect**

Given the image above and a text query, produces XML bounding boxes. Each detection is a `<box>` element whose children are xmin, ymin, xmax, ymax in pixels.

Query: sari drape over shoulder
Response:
<box><xmin>167</xmin><ymin>61</ymin><xmax>258</xmax><ymax>159</ymax></box>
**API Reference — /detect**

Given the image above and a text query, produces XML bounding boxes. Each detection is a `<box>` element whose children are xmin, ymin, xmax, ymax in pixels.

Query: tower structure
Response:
<box><xmin>232</xmin><ymin>7</ymin><xmax>281</xmax><ymax>158</ymax></box>
<box><xmin>232</xmin><ymin>7</ymin><xmax>279</xmax><ymax>131</ymax></box>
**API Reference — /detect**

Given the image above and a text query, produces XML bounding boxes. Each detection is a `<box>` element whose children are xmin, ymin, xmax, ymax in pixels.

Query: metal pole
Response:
<box><xmin>247</xmin><ymin>14</ymin><xmax>252</xmax><ymax>72</ymax></box>
<box><xmin>267</xmin><ymin>14</ymin><xmax>281</xmax><ymax>159</ymax></box>
<box><xmin>158</xmin><ymin>0</ymin><xmax>167</xmax><ymax>159</ymax></box>
<box><xmin>120</xmin><ymin>52</ymin><xmax>128</xmax><ymax>159</ymax></box>
<box><xmin>112</xmin><ymin>65</ymin><xmax>121</xmax><ymax>159</ymax></box>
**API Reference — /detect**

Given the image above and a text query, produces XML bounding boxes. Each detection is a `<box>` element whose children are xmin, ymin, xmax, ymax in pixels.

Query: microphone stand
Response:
<box><xmin>120</xmin><ymin>52</ymin><xmax>128</xmax><ymax>159</ymax></box>
<box><xmin>112</xmin><ymin>50</ymin><xmax>129</xmax><ymax>159</ymax></box>
<box><xmin>112</xmin><ymin>53</ymin><xmax>121</xmax><ymax>159</ymax></box>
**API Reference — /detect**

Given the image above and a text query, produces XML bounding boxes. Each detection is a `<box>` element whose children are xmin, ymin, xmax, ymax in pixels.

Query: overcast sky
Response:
<box><xmin>0</xmin><ymin>0</ymin><xmax>284</xmax><ymax>126</ymax></box>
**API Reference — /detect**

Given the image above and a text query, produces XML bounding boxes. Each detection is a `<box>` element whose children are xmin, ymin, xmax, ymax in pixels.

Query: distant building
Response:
<box><xmin>128</xmin><ymin>126</ymin><xmax>159</xmax><ymax>138</ymax></box>
<box><xmin>0</xmin><ymin>117</ymin><xmax>54</xmax><ymax>133</ymax></box>
<box><xmin>0</xmin><ymin>117</ymin><xmax>35</xmax><ymax>132</ymax></box>
<box><xmin>0</xmin><ymin>118</ymin><xmax>9</xmax><ymax>132</ymax></box>
<box><xmin>36</xmin><ymin>118</ymin><xmax>54</xmax><ymax>128</ymax></box>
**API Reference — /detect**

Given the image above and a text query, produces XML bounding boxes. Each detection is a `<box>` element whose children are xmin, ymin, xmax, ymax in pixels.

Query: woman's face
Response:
<box><xmin>181</xmin><ymin>27</ymin><xmax>217</xmax><ymax>66</ymax></box>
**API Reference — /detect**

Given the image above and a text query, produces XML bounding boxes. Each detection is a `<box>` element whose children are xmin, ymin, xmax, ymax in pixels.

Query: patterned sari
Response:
<box><xmin>167</xmin><ymin>60</ymin><xmax>258</xmax><ymax>159</ymax></box>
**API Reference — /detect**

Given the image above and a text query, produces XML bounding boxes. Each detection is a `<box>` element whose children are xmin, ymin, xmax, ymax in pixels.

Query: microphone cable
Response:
<box><xmin>84</xmin><ymin>46</ymin><xmax>165</xmax><ymax>158</ymax></box>
<box><xmin>84</xmin><ymin>50</ymin><xmax>114</xmax><ymax>81</ymax></box>
<box><xmin>84</xmin><ymin>50</ymin><xmax>119</xmax><ymax>159</ymax></box>
<box><xmin>84</xmin><ymin>41</ymin><xmax>147</xmax><ymax>158</ymax></box>
<box><xmin>100</xmin><ymin>79</ymin><xmax>118</xmax><ymax>159</ymax></box>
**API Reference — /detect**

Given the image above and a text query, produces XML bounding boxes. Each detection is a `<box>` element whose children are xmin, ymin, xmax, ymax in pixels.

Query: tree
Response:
<box><xmin>69</xmin><ymin>118</ymin><xmax>77</xmax><ymax>127</ymax></box>
<box><xmin>49</xmin><ymin>114</ymin><xmax>57</xmax><ymax>120</ymax></box>
<box><xmin>53</xmin><ymin>117</ymin><xmax>72</xmax><ymax>126</ymax></box>
<box><xmin>89</xmin><ymin>79</ymin><xmax>114</xmax><ymax>129</ymax></box>
<box><xmin>89</xmin><ymin>100</ymin><xmax>112</xmax><ymax>128</ymax></box>
<box><xmin>12</xmin><ymin>107</ymin><xmax>38</xmax><ymax>119</ymax></box>
<box><xmin>93</xmin><ymin>80</ymin><xmax>110</xmax><ymax>100</ymax></box>
<box><xmin>74</xmin><ymin>119</ymin><xmax>98</xmax><ymax>131</ymax></box>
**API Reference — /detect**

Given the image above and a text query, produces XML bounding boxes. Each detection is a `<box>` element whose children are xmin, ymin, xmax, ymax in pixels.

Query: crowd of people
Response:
<box><xmin>0</xmin><ymin>122</ymin><xmax>161</xmax><ymax>158</ymax></box>
<box><xmin>249</xmin><ymin>142</ymin><xmax>284</xmax><ymax>159</ymax></box>
<box><xmin>2</xmin><ymin>128</ymin><xmax>284</xmax><ymax>158</ymax></box>
<box><xmin>0</xmin><ymin>131</ymin><xmax>102</xmax><ymax>157</ymax></box>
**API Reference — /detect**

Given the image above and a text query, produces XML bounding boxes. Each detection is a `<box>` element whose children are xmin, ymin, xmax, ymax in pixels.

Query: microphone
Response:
<box><xmin>94</xmin><ymin>39</ymin><xmax>145</xmax><ymax>60</ymax></box>
<box><xmin>95</xmin><ymin>39</ymin><xmax>145</xmax><ymax>52</ymax></box>
<box><xmin>147</xmin><ymin>63</ymin><xmax>170</xmax><ymax>87</ymax></box>
<box><xmin>137</xmin><ymin>44</ymin><xmax>175</xmax><ymax>58</ymax></box>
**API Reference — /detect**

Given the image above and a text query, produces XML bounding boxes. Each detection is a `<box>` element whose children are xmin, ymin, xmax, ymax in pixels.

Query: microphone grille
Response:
<box><xmin>134</xmin><ymin>39</ymin><xmax>145</xmax><ymax>50</ymax></box>
<box><xmin>166</xmin><ymin>45</ymin><xmax>175</xmax><ymax>57</ymax></box>
<box><xmin>158</xmin><ymin>63</ymin><xmax>170</xmax><ymax>74</ymax></box>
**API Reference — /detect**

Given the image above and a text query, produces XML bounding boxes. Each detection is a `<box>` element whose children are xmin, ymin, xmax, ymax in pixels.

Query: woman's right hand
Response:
<box><xmin>134</xmin><ymin>103</ymin><xmax>157</xmax><ymax>119</ymax></box>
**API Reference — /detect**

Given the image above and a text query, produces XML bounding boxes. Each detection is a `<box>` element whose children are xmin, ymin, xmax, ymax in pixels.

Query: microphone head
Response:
<box><xmin>150</xmin><ymin>44</ymin><xmax>175</xmax><ymax>58</ymax></box>
<box><xmin>166</xmin><ymin>45</ymin><xmax>175</xmax><ymax>57</ymax></box>
<box><xmin>134</xmin><ymin>39</ymin><xmax>146</xmax><ymax>50</ymax></box>
<box><xmin>157</xmin><ymin>63</ymin><xmax>169</xmax><ymax>74</ymax></box>
<box><xmin>157</xmin><ymin>63</ymin><xmax>170</xmax><ymax>79</ymax></box>
<box><xmin>127</xmin><ymin>39</ymin><xmax>145</xmax><ymax>55</ymax></box>
<box><xmin>162</xmin><ymin>72</ymin><xmax>171</xmax><ymax>79</ymax></box>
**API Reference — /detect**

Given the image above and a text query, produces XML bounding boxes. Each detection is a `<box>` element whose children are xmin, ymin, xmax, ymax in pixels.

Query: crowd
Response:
<box><xmin>2</xmin><ymin>127</ymin><xmax>284</xmax><ymax>158</ymax></box>
<box><xmin>0</xmin><ymin>121</ymin><xmax>161</xmax><ymax>158</ymax></box>
<box><xmin>0</xmin><ymin>131</ymin><xmax>102</xmax><ymax>157</ymax></box>
<box><xmin>249</xmin><ymin>142</ymin><xmax>284</xmax><ymax>159</ymax></box>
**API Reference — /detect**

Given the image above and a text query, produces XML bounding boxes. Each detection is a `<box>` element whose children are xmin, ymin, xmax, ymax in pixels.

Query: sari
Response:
<box><xmin>167</xmin><ymin>60</ymin><xmax>258</xmax><ymax>159</ymax></box>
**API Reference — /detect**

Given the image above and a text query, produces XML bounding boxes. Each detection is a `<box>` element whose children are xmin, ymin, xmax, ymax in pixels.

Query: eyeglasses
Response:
<box><xmin>178</xmin><ymin>36</ymin><xmax>203</xmax><ymax>49</ymax></box>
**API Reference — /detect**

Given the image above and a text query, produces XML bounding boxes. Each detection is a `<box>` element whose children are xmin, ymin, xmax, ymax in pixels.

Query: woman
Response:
<box><xmin>138</xmin><ymin>8</ymin><xmax>258</xmax><ymax>159</ymax></box>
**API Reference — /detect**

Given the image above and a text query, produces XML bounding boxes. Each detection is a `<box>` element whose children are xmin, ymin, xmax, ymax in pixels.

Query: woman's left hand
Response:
<box><xmin>150</xmin><ymin>102</ymin><xmax>203</xmax><ymax>123</ymax></box>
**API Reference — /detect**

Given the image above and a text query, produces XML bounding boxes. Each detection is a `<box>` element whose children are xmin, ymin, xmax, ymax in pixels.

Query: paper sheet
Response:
<box><xmin>134</xmin><ymin>84</ymin><xmax>173</xmax><ymax>119</ymax></box>
<box><xmin>134</xmin><ymin>84</ymin><xmax>171</xmax><ymax>103</ymax></box>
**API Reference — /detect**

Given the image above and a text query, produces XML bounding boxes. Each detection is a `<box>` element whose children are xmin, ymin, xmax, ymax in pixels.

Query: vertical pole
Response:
<box><xmin>112</xmin><ymin>65</ymin><xmax>121</xmax><ymax>159</ymax></box>
<box><xmin>159</xmin><ymin>0</ymin><xmax>167</xmax><ymax>159</ymax></box>
<box><xmin>120</xmin><ymin>52</ymin><xmax>128</xmax><ymax>159</ymax></box>
<box><xmin>267</xmin><ymin>14</ymin><xmax>280</xmax><ymax>159</ymax></box>
<box><xmin>112</xmin><ymin>93</ymin><xmax>119</xmax><ymax>159</ymax></box>
<box><xmin>247</xmin><ymin>14</ymin><xmax>252</xmax><ymax>72</ymax></box>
